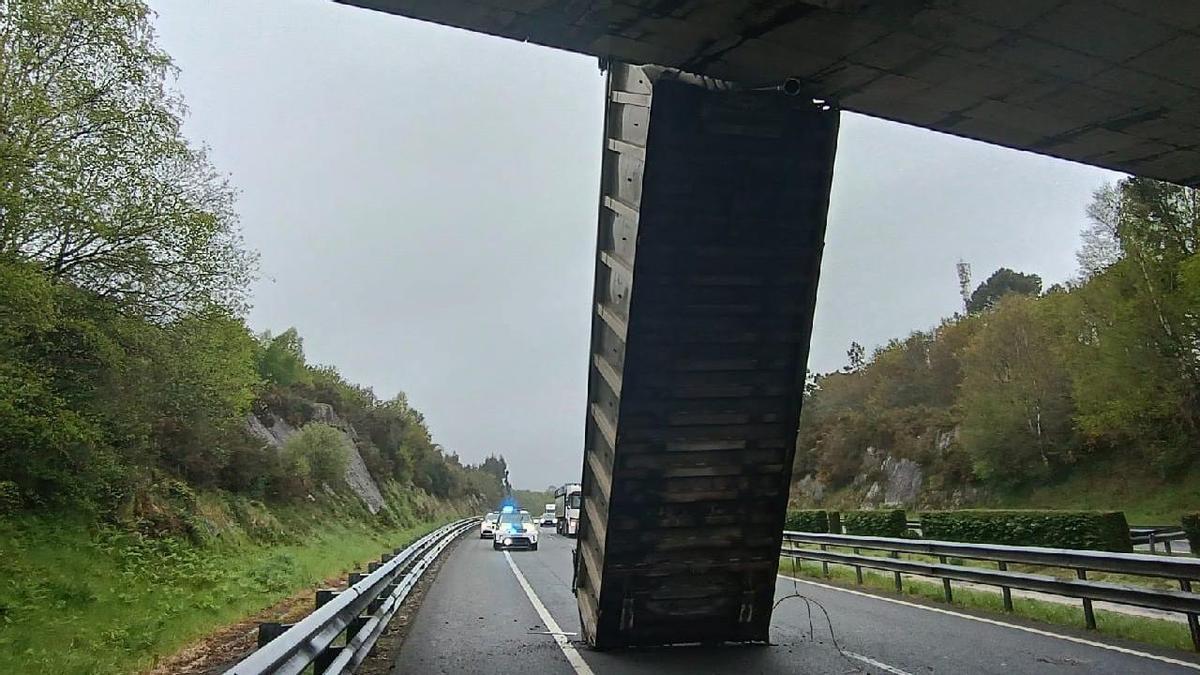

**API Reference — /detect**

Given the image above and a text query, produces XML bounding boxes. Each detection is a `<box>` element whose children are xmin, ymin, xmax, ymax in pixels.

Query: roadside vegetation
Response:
<box><xmin>0</xmin><ymin>493</ymin><xmax>464</xmax><ymax>675</ymax></box>
<box><xmin>0</xmin><ymin>2</ymin><xmax>509</xmax><ymax>672</ymax></box>
<box><xmin>0</xmin><ymin>0</ymin><xmax>509</xmax><ymax>525</ymax></box>
<box><xmin>795</xmin><ymin>178</ymin><xmax>1200</xmax><ymax>521</ymax></box>
<box><xmin>513</xmin><ymin>488</ymin><xmax>557</xmax><ymax>511</ymax></box>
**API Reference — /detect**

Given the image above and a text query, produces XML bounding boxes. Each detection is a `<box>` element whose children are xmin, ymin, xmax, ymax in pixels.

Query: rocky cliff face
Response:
<box><xmin>245</xmin><ymin>403</ymin><xmax>386</xmax><ymax>514</ymax></box>
<box><xmin>793</xmin><ymin>425</ymin><xmax>983</xmax><ymax>510</ymax></box>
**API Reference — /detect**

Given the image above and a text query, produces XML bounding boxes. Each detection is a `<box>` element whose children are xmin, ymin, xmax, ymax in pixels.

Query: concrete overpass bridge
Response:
<box><xmin>336</xmin><ymin>0</ymin><xmax>1200</xmax><ymax>650</ymax></box>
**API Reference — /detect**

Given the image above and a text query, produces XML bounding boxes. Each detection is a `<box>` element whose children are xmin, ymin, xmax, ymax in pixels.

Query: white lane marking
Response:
<box><xmin>778</xmin><ymin>574</ymin><xmax>1200</xmax><ymax>672</ymax></box>
<box><xmin>506</xmin><ymin>551</ymin><xmax>596</xmax><ymax>675</ymax></box>
<box><xmin>844</xmin><ymin>651</ymin><xmax>914</xmax><ymax>675</ymax></box>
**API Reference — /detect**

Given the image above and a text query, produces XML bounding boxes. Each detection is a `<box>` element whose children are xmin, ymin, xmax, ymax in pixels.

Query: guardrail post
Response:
<box><xmin>890</xmin><ymin>551</ymin><xmax>902</xmax><ymax>592</ymax></box>
<box><xmin>1149</xmin><ymin>531</ymin><xmax>1157</xmax><ymax>553</ymax></box>
<box><xmin>257</xmin><ymin>622</ymin><xmax>288</xmax><ymax>647</ymax></box>
<box><xmin>349</xmin><ymin>571</ymin><xmax>365</xmax><ymax>586</ymax></box>
<box><xmin>997</xmin><ymin>561</ymin><xmax>1013</xmax><ymax>612</ymax></box>
<box><xmin>938</xmin><ymin>556</ymin><xmax>953</xmax><ymax>602</ymax></box>
<box><xmin>1165</xmin><ymin>539</ymin><xmax>1174</xmax><ymax>555</ymax></box>
<box><xmin>819</xmin><ymin>544</ymin><xmax>829</xmax><ymax>576</ymax></box>
<box><xmin>1076</xmin><ymin>569</ymin><xmax>1096</xmax><ymax>629</ymax></box>
<box><xmin>852</xmin><ymin>547</ymin><xmax>863</xmax><ymax>584</ymax></box>
<box><xmin>1180</xmin><ymin>579</ymin><xmax>1200</xmax><ymax>652</ymax></box>
<box><xmin>311</xmin><ymin>588</ymin><xmax>345</xmax><ymax>674</ymax></box>
<box><xmin>315</xmin><ymin>588</ymin><xmax>339</xmax><ymax>609</ymax></box>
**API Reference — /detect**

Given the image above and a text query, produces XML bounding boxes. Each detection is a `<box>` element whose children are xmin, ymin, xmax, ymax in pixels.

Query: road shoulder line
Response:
<box><xmin>844</xmin><ymin>651</ymin><xmax>914</xmax><ymax>675</ymax></box>
<box><xmin>778</xmin><ymin>573</ymin><xmax>1200</xmax><ymax>672</ymax></box>
<box><xmin>505</xmin><ymin>551</ymin><xmax>596</xmax><ymax>675</ymax></box>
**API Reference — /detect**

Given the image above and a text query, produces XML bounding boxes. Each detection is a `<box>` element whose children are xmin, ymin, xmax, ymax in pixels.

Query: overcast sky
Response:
<box><xmin>149</xmin><ymin>0</ymin><xmax>1119</xmax><ymax>490</ymax></box>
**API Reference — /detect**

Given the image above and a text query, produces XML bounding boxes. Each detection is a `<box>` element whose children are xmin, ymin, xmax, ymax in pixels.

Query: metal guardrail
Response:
<box><xmin>781</xmin><ymin>530</ymin><xmax>1200</xmax><ymax>651</ymax></box>
<box><xmin>225</xmin><ymin>518</ymin><xmax>478</xmax><ymax>675</ymax></box>
<box><xmin>1130</xmin><ymin>527</ymin><xmax>1191</xmax><ymax>554</ymax></box>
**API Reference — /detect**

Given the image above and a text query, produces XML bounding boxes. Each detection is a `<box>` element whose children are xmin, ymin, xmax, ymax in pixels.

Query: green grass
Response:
<box><xmin>778</xmin><ymin>557</ymin><xmax>1197</xmax><ymax>653</ymax></box>
<box><xmin>986</xmin><ymin>459</ymin><xmax>1200</xmax><ymax>526</ymax></box>
<box><xmin>0</xmin><ymin>494</ymin><xmax>455</xmax><ymax>675</ymax></box>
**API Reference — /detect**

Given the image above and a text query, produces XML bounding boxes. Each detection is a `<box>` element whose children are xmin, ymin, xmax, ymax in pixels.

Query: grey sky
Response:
<box><xmin>150</xmin><ymin>0</ymin><xmax>1118</xmax><ymax>490</ymax></box>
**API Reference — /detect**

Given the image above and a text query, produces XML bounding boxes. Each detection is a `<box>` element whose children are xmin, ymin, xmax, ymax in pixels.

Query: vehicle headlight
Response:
<box><xmin>503</xmin><ymin>537</ymin><xmax>513</xmax><ymax>546</ymax></box>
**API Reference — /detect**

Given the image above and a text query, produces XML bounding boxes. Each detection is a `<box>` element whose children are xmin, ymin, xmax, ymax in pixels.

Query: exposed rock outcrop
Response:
<box><xmin>881</xmin><ymin>456</ymin><xmax>923</xmax><ymax>506</ymax></box>
<box><xmin>246</xmin><ymin>406</ymin><xmax>386</xmax><ymax>514</ymax></box>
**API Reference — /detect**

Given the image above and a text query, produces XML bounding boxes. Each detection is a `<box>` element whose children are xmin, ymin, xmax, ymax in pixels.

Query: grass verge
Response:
<box><xmin>0</xmin><ymin>492</ymin><xmax>457</xmax><ymax>675</ymax></box>
<box><xmin>777</xmin><ymin>557</ymin><xmax>1197</xmax><ymax>653</ymax></box>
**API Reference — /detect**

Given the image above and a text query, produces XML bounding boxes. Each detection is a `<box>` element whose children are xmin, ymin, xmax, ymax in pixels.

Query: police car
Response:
<box><xmin>479</xmin><ymin>511</ymin><xmax>499</xmax><ymax>539</ymax></box>
<box><xmin>491</xmin><ymin>507</ymin><xmax>539</xmax><ymax>551</ymax></box>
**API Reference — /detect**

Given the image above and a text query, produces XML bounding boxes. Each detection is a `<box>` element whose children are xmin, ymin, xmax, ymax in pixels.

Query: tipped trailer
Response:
<box><xmin>573</xmin><ymin>64</ymin><xmax>838</xmax><ymax>649</ymax></box>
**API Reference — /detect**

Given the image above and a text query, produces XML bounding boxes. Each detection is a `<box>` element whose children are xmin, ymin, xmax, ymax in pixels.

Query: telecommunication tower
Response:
<box><xmin>956</xmin><ymin>260</ymin><xmax>972</xmax><ymax>312</ymax></box>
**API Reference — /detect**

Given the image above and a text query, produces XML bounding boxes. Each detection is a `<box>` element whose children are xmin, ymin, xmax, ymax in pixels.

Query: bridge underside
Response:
<box><xmin>339</xmin><ymin>0</ymin><xmax>1200</xmax><ymax>186</ymax></box>
<box><xmin>573</xmin><ymin>64</ymin><xmax>837</xmax><ymax>648</ymax></box>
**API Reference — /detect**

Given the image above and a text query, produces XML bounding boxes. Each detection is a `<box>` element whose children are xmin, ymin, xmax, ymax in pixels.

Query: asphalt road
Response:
<box><xmin>391</xmin><ymin>529</ymin><xmax>1200</xmax><ymax>674</ymax></box>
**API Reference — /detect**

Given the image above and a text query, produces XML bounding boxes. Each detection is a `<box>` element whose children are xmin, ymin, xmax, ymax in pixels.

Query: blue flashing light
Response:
<box><xmin>501</xmin><ymin>505</ymin><xmax>515</xmax><ymax>514</ymax></box>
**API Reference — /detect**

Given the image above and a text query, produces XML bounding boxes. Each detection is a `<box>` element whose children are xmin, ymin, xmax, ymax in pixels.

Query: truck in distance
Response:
<box><xmin>540</xmin><ymin>503</ymin><xmax>556</xmax><ymax>526</ymax></box>
<box><xmin>554</xmin><ymin>483</ymin><xmax>581</xmax><ymax>536</ymax></box>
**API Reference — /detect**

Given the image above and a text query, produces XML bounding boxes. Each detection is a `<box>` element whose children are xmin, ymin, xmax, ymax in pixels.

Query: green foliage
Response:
<box><xmin>280</xmin><ymin>424</ymin><xmax>349</xmax><ymax>488</ymax></box>
<box><xmin>0</xmin><ymin>480</ymin><xmax>21</xmax><ymax>514</ymax></box>
<box><xmin>0</xmin><ymin>0</ymin><xmax>255</xmax><ymax>318</ymax></box>
<box><xmin>0</xmin><ymin>500</ymin><xmax>453</xmax><ymax>675</ymax></box>
<box><xmin>256</xmin><ymin>329</ymin><xmax>310</xmax><ymax>387</ymax></box>
<box><xmin>511</xmin><ymin>487</ymin><xmax>553</xmax><ymax>512</ymax></box>
<box><xmin>1183</xmin><ymin>513</ymin><xmax>1200</xmax><ymax>552</ymax></box>
<box><xmin>784</xmin><ymin>509</ymin><xmax>830</xmax><ymax>532</ymax></box>
<box><xmin>842</xmin><ymin>509</ymin><xmax>907</xmax><ymax>537</ymax></box>
<box><xmin>795</xmin><ymin>179</ymin><xmax>1200</xmax><ymax>505</ymax></box>
<box><xmin>920</xmin><ymin>510</ymin><xmax>1133</xmax><ymax>552</ymax></box>
<box><xmin>966</xmin><ymin>267</ymin><xmax>1043</xmax><ymax>313</ymax></box>
<box><xmin>0</xmin><ymin>252</ymin><xmax>498</xmax><ymax>510</ymax></box>
<box><xmin>959</xmin><ymin>295</ymin><xmax>1077</xmax><ymax>484</ymax></box>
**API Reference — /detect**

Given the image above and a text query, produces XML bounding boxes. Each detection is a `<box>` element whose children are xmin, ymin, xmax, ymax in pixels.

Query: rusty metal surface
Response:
<box><xmin>570</xmin><ymin>64</ymin><xmax>837</xmax><ymax>649</ymax></box>
<box><xmin>337</xmin><ymin>0</ymin><xmax>1200</xmax><ymax>186</ymax></box>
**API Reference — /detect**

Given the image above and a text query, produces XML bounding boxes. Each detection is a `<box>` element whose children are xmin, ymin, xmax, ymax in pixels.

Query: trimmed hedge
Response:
<box><xmin>920</xmin><ymin>510</ymin><xmax>1133</xmax><ymax>552</ymax></box>
<box><xmin>1183</xmin><ymin>513</ymin><xmax>1200</xmax><ymax>552</ymax></box>
<box><xmin>842</xmin><ymin>509</ymin><xmax>907</xmax><ymax>537</ymax></box>
<box><xmin>784</xmin><ymin>509</ymin><xmax>830</xmax><ymax>533</ymax></box>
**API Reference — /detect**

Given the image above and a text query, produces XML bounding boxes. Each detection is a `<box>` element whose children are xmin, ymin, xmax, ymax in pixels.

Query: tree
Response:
<box><xmin>966</xmin><ymin>267</ymin><xmax>1042</xmax><ymax>313</ymax></box>
<box><xmin>959</xmin><ymin>295</ymin><xmax>1076</xmax><ymax>483</ymax></box>
<box><xmin>479</xmin><ymin>454</ymin><xmax>507</xmax><ymax>484</ymax></box>
<box><xmin>1057</xmin><ymin>178</ymin><xmax>1200</xmax><ymax>473</ymax></box>
<box><xmin>0</xmin><ymin>0</ymin><xmax>254</xmax><ymax>317</ymax></box>
<box><xmin>844</xmin><ymin>341</ymin><xmax>865</xmax><ymax>372</ymax></box>
<box><xmin>1077</xmin><ymin>183</ymin><xmax>1123</xmax><ymax>279</ymax></box>
<box><xmin>257</xmin><ymin>328</ymin><xmax>310</xmax><ymax>387</ymax></box>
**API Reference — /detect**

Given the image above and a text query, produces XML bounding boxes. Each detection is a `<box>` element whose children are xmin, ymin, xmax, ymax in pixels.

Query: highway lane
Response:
<box><xmin>392</xmin><ymin>529</ymin><xmax>1200</xmax><ymax>674</ymax></box>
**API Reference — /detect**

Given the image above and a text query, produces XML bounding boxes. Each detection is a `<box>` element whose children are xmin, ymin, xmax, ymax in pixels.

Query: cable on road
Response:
<box><xmin>773</xmin><ymin>556</ymin><xmax>868</xmax><ymax>673</ymax></box>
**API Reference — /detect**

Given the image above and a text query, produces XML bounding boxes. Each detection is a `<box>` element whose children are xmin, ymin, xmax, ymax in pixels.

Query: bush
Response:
<box><xmin>842</xmin><ymin>509</ymin><xmax>906</xmax><ymax>537</ymax></box>
<box><xmin>280</xmin><ymin>423</ymin><xmax>349</xmax><ymax>489</ymax></box>
<box><xmin>920</xmin><ymin>510</ymin><xmax>1132</xmax><ymax>552</ymax></box>
<box><xmin>1183</xmin><ymin>513</ymin><xmax>1200</xmax><ymax>552</ymax></box>
<box><xmin>0</xmin><ymin>480</ymin><xmax>21</xmax><ymax>514</ymax></box>
<box><xmin>784</xmin><ymin>509</ymin><xmax>830</xmax><ymax>533</ymax></box>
